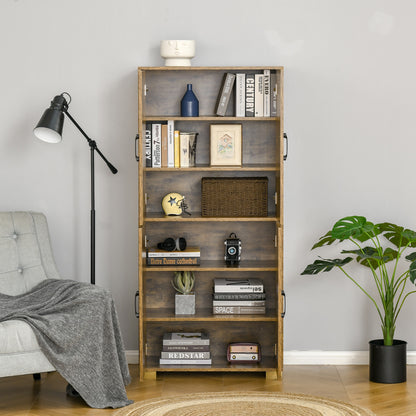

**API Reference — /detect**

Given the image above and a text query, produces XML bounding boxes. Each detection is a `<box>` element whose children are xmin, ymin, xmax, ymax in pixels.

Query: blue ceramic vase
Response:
<box><xmin>181</xmin><ymin>84</ymin><xmax>199</xmax><ymax>117</ymax></box>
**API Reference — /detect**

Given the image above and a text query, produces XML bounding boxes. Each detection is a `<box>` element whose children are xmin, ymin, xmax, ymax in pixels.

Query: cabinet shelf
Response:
<box><xmin>144</xmin><ymin>164</ymin><xmax>279</xmax><ymax>172</ymax></box>
<box><xmin>144</xmin><ymin>260</ymin><xmax>277</xmax><ymax>272</ymax></box>
<box><xmin>144</xmin><ymin>212</ymin><xmax>279</xmax><ymax>223</ymax></box>
<box><xmin>143</xmin><ymin>116</ymin><xmax>280</xmax><ymax>122</ymax></box>
<box><xmin>144</xmin><ymin>308</ymin><xmax>278</xmax><ymax>322</ymax></box>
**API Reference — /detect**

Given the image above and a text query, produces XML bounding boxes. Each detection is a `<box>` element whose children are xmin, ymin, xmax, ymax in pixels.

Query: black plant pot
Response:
<box><xmin>369</xmin><ymin>339</ymin><xmax>407</xmax><ymax>383</ymax></box>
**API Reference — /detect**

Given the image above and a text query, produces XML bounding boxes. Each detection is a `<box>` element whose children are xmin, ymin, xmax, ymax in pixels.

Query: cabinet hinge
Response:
<box><xmin>145</xmin><ymin>343</ymin><xmax>149</xmax><ymax>356</ymax></box>
<box><xmin>274</xmin><ymin>192</ymin><xmax>278</xmax><ymax>205</ymax></box>
<box><xmin>144</xmin><ymin>235</ymin><xmax>148</xmax><ymax>248</ymax></box>
<box><xmin>274</xmin><ymin>235</ymin><xmax>277</xmax><ymax>248</ymax></box>
<box><xmin>144</xmin><ymin>84</ymin><xmax>148</xmax><ymax>96</ymax></box>
<box><xmin>274</xmin><ymin>344</ymin><xmax>277</xmax><ymax>357</ymax></box>
<box><xmin>144</xmin><ymin>193</ymin><xmax>148</xmax><ymax>205</ymax></box>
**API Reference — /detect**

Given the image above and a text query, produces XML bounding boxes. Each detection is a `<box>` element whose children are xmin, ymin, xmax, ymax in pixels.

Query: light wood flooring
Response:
<box><xmin>1</xmin><ymin>365</ymin><xmax>416</xmax><ymax>415</ymax></box>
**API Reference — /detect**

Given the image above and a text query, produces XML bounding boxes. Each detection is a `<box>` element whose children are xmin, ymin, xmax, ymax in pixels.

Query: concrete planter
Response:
<box><xmin>175</xmin><ymin>294</ymin><xmax>195</xmax><ymax>315</ymax></box>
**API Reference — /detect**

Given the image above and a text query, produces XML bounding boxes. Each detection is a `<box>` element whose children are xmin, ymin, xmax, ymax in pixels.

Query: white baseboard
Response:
<box><xmin>125</xmin><ymin>350</ymin><xmax>416</xmax><ymax>366</ymax></box>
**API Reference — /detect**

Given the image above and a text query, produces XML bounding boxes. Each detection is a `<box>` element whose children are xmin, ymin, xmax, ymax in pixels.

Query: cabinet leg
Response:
<box><xmin>265</xmin><ymin>370</ymin><xmax>278</xmax><ymax>380</ymax></box>
<box><xmin>144</xmin><ymin>371</ymin><xmax>157</xmax><ymax>380</ymax></box>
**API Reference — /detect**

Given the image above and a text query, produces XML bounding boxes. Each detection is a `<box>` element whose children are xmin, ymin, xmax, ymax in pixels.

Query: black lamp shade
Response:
<box><xmin>33</xmin><ymin>94</ymin><xmax>68</xmax><ymax>143</ymax></box>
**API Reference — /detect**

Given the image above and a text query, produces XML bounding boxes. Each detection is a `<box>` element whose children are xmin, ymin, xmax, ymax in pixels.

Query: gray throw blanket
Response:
<box><xmin>0</xmin><ymin>279</ymin><xmax>133</xmax><ymax>409</ymax></box>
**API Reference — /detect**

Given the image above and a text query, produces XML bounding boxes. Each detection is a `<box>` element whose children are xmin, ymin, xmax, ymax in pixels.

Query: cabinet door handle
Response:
<box><xmin>134</xmin><ymin>290</ymin><xmax>140</xmax><ymax>317</ymax></box>
<box><xmin>281</xmin><ymin>290</ymin><xmax>286</xmax><ymax>318</ymax></box>
<box><xmin>283</xmin><ymin>133</ymin><xmax>288</xmax><ymax>161</ymax></box>
<box><xmin>135</xmin><ymin>134</ymin><xmax>140</xmax><ymax>162</ymax></box>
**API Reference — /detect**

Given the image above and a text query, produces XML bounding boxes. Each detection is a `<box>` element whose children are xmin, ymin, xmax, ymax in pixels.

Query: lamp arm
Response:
<box><xmin>64</xmin><ymin>109</ymin><xmax>118</xmax><ymax>174</ymax></box>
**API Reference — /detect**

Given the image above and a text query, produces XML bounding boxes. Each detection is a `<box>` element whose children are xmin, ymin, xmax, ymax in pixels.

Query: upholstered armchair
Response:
<box><xmin>0</xmin><ymin>212</ymin><xmax>59</xmax><ymax>378</ymax></box>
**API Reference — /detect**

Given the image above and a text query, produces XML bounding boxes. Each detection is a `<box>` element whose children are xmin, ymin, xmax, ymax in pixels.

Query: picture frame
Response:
<box><xmin>210</xmin><ymin>124</ymin><xmax>242</xmax><ymax>166</ymax></box>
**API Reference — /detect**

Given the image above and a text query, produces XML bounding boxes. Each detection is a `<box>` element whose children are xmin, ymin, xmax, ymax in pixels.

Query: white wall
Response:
<box><xmin>1</xmin><ymin>0</ymin><xmax>415</xmax><ymax>353</ymax></box>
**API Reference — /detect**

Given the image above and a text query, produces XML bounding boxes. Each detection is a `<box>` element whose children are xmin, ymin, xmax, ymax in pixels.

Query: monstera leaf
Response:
<box><xmin>311</xmin><ymin>231</ymin><xmax>337</xmax><ymax>250</ymax></box>
<box><xmin>405</xmin><ymin>252</ymin><xmax>416</xmax><ymax>284</ymax></box>
<box><xmin>341</xmin><ymin>247</ymin><xmax>398</xmax><ymax>269</ymax></box>
<box><xmin>331</xmin><ymin>216</ymin><xmax>378</xmax><ymax>242</ymax></box>
<box><xmin>301</xmin><ymin>257</ymin><xmax>353</xmax><ymax>275</ymax></box>
<box><xmin>378</xmin><ymin>222</ymin><xmax>416</xmax><ymax>248</ymax></box>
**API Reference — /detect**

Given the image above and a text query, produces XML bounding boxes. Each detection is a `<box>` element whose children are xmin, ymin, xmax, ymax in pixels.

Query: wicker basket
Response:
<box><xmin>201</xmin><ymin>177</ymin><xmax>268</xmax><ymax>217</ymax></box>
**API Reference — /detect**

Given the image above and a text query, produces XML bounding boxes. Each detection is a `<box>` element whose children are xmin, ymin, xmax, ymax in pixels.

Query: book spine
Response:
<box><xmin>213</xmin><ymin>293</ymin><xmax>266</xmax><ymax>300</ymax></box>
<box><xmin>160</xmin><ymin>351</ymin><xmax>211</xmax><ymax>359</ymax></box>
<box><xmin>179</xmin><ymin>132</ymin><xmax>190</xmax><ymax>167</ymax></box>
<box><xmin>147</xmin><ymin>257</ymin><xmax>200</xmax><ymax>266</ymax></box>
<box><xmin>145</xmin><ymin>122</ymin><xmax>152</xmax><ymax>167</ymax></box>
<box><xmin>270</xmin><ymin>72</ymin><xmax>278</xmax><ymax>117</ymax></box>
<box><xmin>212</xmin><ymin>300</ymin><xmax>266</xmax><ymax>307</ymax></box>
<box><xmin>254</xmin><ymin>74</ymin><xmax>264</xmax><ymax>117</ymax></box>
<box><xmin>245</xmin><ymin>74</ymin><xmax>255</xmax><ymax>117</ymax></box>
<box><xmin>235</xmin><ymin>73</ymin><xmax>246</xmax><ymax>117</ymax></box>
<box><xmin>214</xmin><ymin>285</ymin><xmax>264</xmax><ymax>293</ymax></box>
<box><xmin>163</xmin><ymin>339</ymin><xmax>210</xmax><ymax>346</ymax></box>
<box><xmin>162</xmin><ymin>345</ymin><xmax>210</xmax><ymax>352</ymax></box>
<box><xmin>174</xmin><ymin>130</ymin><xmax>180</xmax><ymax>167</ymax></box>
<box><xmin>159</xmin><ymin>359</ymin><xmax>212</xmax><ymax>365</ymax></box>
<box><xmin>263</xmin><ymin>69</ymin><xmax>270</xmax><ymax>117</ymax></box>
<box><xmin>145</xmin><ymin>251</ymin><xmax>201</xmax><ymax>258</ymax></box>
<box><xmin>161</xmin><ymin>123</ymin><xmax>168</xmax><ymax>167</ymax></box>
<box><xmin>215</xmin><ymin>73</ymin><xmax>236</xmax><ymax>116</ymax></box>
<box><xmin>151</xmin><ymin>123</ymin><xmax>161</xmax><ymax>168</ymax></box>
<box><xmin>167</xmin><ymin>120</ymin><xmax>175</xmax><ymax>168</ymax></box>
<box><xmin>213</xmin><ymin>305</ymin><xmax>266</xmax><ymax>314</ymax></box>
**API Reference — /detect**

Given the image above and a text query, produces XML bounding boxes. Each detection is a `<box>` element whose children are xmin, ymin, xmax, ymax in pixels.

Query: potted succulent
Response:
<box><xmin>172</xmin><ymin>271</ymin><xmax>195</xmax><ymax>315</ymax></box>
<box><xmin>302</xmin><ymin>216</ymin><xmax>416</xmax><ymax>383</ymax></box>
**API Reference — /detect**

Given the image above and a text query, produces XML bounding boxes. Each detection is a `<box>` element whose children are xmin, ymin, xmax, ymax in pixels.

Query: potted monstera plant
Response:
<box><xmin>302</xmin><ymin>216</ymin><xmax>416</xmax><ymax>383</ymax></box>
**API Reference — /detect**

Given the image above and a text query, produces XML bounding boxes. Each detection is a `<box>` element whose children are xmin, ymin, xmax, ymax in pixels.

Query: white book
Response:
<box><xmin>263</xmin><ymin>69</ymin><xmax>270</xmax><ymax>117</ymax></box>
<box><xmin>235</xmin><ymin>73</ymin><xmax>246</xmax><ymax>117</ymax></box>
<box><xmin>212</xmin><ymin>300</ymin><xmax>266</xmax><ymax>307</ymax></box>
<box><xmin>163</xmin><ymin>332</ymin><xmax>210</xmax><ymax>346</ymax></box>
<box><xmin>167</xmin><ymin>120</ymin><xmax>175</xmax><ymax>167</ymax></box>
<box><xmin>214</xmin><ymin>278</ymin><xmax>264</xmax><ymax>293</ymax></box>
<box><xmin>151</xmin><ymin>123</ymin><xmax>161</xmax><ymax>168</ymax></box>
<box><xmin>254</xmin><ymin>74</ymin><xmax>264</xmax><ymax>117</ymax></box>
<box><xmin>159</xmin><ymin>358</ymin><xmax>212</xmax><ymax>365</ymax></box>
<box><xmin>160</xmin><ymin>351</ymin><xmax>210</xmax><ymax>359</ymax></box>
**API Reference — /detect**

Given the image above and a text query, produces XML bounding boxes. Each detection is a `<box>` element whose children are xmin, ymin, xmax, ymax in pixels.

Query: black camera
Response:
<box><xmin>224</xmin><ymin>233</ymin><xmax>242</xmax><ymax>266</ymax></box>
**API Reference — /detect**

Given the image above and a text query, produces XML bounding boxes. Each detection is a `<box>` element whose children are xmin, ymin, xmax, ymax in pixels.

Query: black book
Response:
<box><xmin>145</xmin><ymin>122</ymin><xmax>152</xmax><ymax>167</ymax></box>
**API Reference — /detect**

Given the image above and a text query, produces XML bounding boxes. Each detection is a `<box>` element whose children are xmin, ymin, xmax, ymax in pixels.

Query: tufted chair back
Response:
<box><xmin>0</xmin><ymin>212</ymin><xmax>60</xmax><ymax>296</ymax></box>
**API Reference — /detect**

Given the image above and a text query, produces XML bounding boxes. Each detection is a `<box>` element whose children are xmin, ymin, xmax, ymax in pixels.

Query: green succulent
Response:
<box><xmin>172</xmin><ymin>271</ymin><xmax>195</xmax><ymax>295</ymax></box>
<box><xmin>302</xmin><ymin>215</ymin><xmax>416</xmax><ymax>346</ymax></box>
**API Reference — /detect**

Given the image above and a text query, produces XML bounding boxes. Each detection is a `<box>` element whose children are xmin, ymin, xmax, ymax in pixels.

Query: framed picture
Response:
<box><xmin>210</xmin><ymin>124</ymin><xmax>242</xmax><ymax>166</ymax></box>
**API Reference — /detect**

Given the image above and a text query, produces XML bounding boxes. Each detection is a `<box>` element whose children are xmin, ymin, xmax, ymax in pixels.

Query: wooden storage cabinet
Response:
<box><xmin>137</xmin><ymin>66</ymin><xmax>284</xmax><ymax>380</ymax></box>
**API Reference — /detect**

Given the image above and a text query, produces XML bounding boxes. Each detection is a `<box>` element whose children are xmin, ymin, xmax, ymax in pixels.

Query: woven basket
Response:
<box><xmin>201</xmin><ymin>177</ymin><xmax>268</xmax><ymax>217</ymax></box>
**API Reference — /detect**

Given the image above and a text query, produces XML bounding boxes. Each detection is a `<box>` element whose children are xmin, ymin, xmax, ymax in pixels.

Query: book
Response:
<box><xmin>151</xmin><ymin>123</ymin><xmax>161</xmax><ymax>168</ymax></box>
<box><xmin>167</xmin><ymin>120</ymin><xmax>175</xmax><ymax>168</ymax></box>
<box><xmin>160</xmin><ymin>351</ymin><xmax>210</xmax><ymax>359</ymax></box>
<box><xmin>235</xmin><ymin>73</ymin><xmax>246</xmax><ymax>117</ymax></box>
<box><xmin>212</xmin><ymin>300</ymin><xmax>266</xmax><ymax>307</ymax></box>
<box><xmin>174</xmin><ymin>130</ymin><xmax>180</xmax><ymax>167</ymax></box>
<box><xmin>213</xmin><ymin>305</ymin><xmax>266</xmax><ymax>314</ymax></box>
<box><xmin>254</xmin><ymin>74</ymin><xmax>264</xmax><ymax>117</ymax></box>
<box><xmin>145</xmin><ymin>247</ymin><xmax>201</xmax><ymax>258</ymax></box>
<box><xmin>245</xmin><ymin>73</ymin><xmax>255</xmax><ymax>117</ymax></box>
<box><xmin>263</xmin><ymin>69</ymin><xmax>270</xmax><ymax>117</ymax></box>
<box><xmin>213</xmin><ymin>278</ymin><xmax>264</xmax><ymax>293</ymax></box>
<box><xmin>270</xmin><ymin>72</ymin><xmax>278</xmax><ymax>117</ymax></box>
<box><xmin>163</xmin><ymin>332</ymin><xmax>210</xmax><ymax>346</ymax></box>
<box><xmin>213</xmin><ymin>292</ymin><xmax>266</xmax><ymax>300</ymax></box>
<box><xmin>146</xmin><ymin>257</ymin><xmax>200</xmax><ymax>266</ymax></box>
<box><xmin>162</xmin><ymin>344</ymin><xmax>210</xmax><ymax>352</ymax></box>
<box><xmin>159</xmin><ymin>358</ymin><xmax>212</xmax><ymax>365</ymax></box>
<box><xmin>145</xmin><ymin>122</ymin><xmax>152</xmax><ymax>167</ymax></box>
<box><xmin>161</xmin><ymin>123</ymin><xmax>168</xmax><ymax>167</ymax></box>
<box><xmin>215</xmin><ymin>73</ymin><xmax>236</xmax><ymax>116</ymax></box>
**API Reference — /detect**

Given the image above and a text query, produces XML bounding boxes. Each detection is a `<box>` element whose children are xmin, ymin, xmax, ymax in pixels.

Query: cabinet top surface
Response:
<box><xmin>138</xmin><ymin>66</ymin><xmax>284</xmax><ymax>71</ymax></box>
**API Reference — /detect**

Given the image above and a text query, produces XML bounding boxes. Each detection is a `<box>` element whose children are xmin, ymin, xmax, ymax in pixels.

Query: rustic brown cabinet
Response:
<box><xmin>137</xmin><ymin>66</ymin><xmax>284</xmax><ymax>380</ymax></box>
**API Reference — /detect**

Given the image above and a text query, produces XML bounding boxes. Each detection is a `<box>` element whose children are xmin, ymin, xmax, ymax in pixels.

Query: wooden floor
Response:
<box><xmin>1</xmin><ymin>365</ymin><xmax>416</xmax><ymax>415</ymax></box>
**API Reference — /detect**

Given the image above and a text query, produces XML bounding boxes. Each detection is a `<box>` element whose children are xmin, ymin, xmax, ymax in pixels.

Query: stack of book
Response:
<box><xmin>212</xmin><ymin>278</ymin><xmax>266</xmax><ymax>315</ymax></box>
<box><xmin>144</xmin><ymin>246</ymin><xmax>200</xmax><ymax>266</ymax></box>
<box><xmin>159</xmin><ymin>332</ymin><xmax>211</xmax><ymax>365</ymax></box>
<box><xmin>215</xmin><ymin>70</ymin><xmax>278</xmax><ymax>118</ymax></box>
<box><xmin>145</xmin><ymin>121</ymin><xmax>198</xmax><ymax>168</ymax></box>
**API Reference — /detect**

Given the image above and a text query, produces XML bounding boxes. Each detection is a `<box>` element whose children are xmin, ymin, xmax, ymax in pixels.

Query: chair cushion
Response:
<box><xmin>0</xmin><ymin>320</ymin><xmax>40</xmax><ymax>354</ymax></box>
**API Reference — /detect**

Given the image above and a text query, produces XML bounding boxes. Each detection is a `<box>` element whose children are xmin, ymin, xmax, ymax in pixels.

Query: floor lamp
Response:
<box><xmin>33</xmin><ymin>92</ymin><xmax>118</xmax><ymax>285</ymax></box>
